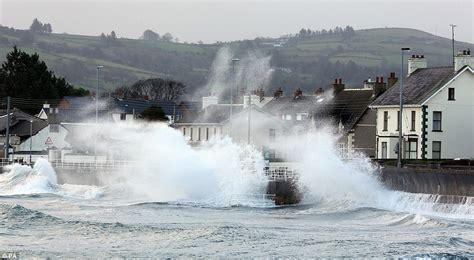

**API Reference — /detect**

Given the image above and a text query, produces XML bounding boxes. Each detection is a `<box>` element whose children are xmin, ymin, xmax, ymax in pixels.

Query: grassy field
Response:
<box><xmin>0</xmin><ymin>27</ymin><xmax>472</xmax><ymax>93</ymax></box>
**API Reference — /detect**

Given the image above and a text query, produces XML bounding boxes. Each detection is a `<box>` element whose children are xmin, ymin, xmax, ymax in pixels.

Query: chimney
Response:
<box><xmin>373</xmin><ymin>76</ymin><xmax>387</xmax><ymax>97</ymax></box>
<box><xmin>202</xmin><ymin>96</ymin><xmax>218</xmax><ymax>109</ymax></box>
<box><xmin>332</xmin><ymin>78</ymin><xmax>345</xmax><ymax>95</ymax></box>
<box><xmin>243</xmin><ymin>94</ymin><xmax>261</xmax><ymax>108</ymax></box>
<box><xmin>315</xmin><ymin>87</ymin><xmax>324</xmax><ymax>96</ymax></box>
<box><xmin>454</xmin><ymin>49</ymin><xmax>474</xmax><ymax>71</ymax></box>
<box><xmin>256</xmin><ymin>88</ymin><xmax>264</xmax><ymax>100</ymax></box>
<box><xmin>408</xmin><ymin>54</ymin><xmax>427</xmax><ymax>75</ymax></box>
<box><xmin>387</xmin><ymin>72</ymin><xmax>398</xmax><ymax>88</ymax></box>
<box><xmin>293</xmin><ymin>88</ymin><xmax>303</xmax><ymax>99</ymax></box>
<box><xmin>273</xmin><ymin>87</ymin><xmax>283</xmax><ymax>98</ymax></box>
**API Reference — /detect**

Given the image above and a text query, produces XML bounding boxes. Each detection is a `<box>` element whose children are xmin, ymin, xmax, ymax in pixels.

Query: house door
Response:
<box><xmin>404</xmin><ymin>138</ymin><xmax>418</xmax><ymax>159</ymax></box>
<box><xmin>381</xmin><ymin>142</ymin><xmax>387</xmax><ymax>159</ymax></box>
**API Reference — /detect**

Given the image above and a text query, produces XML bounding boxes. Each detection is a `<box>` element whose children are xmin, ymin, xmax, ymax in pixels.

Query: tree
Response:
<box><xmin>142</xmin><ymin>29</ymin><xmax>160</xmax><ymax>41</ymax></box>
<box><xmin>140</xmin><ymin>106</ymin><xmax>168</xmax><ymax>121</ymax></box>
<box><xmin>115</xmin><ymin>78</ymin><xmax>186</xmax><ymax>101</ymax></box>
<box><xmin>110</xmin><ymin>31</ymin><xmax>117</xmax><ymax>39</ymax></box>
<box><xmin>0</xmin><ymin>46</ymin><xmax>87</xmax><ymax>107</ymax></box>
<box><xmin>29</xmin><ymin>18</ymin><xmax>43</xmax><ymax>33</ymax></box>
<box><xmin>43</xmin><ymin>23</ymin><xmax>52</xmax><ymax>34</ymax></box>
<box><xmin>162</xmin><ymin>32</ymin><xmax>173</xmax><ymax>42</ymax></box>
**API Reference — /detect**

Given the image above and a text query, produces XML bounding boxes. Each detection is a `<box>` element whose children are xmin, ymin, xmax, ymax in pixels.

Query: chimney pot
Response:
<box><xmin>339</xmin><ymin>78</ymin><xmax>342</xmax><ymax>84</ymax></box>
<box><xmin>381</xmin><ymin>77</ymin><xmax>384</xmax><ymax>83</ymax></box>
<box><xmin>334</xmin><ymin>79</ymin><xmax>338</xmax><ymax>84</ymax></box>
<box><xmin>376</xmin><ymin>76</ymin><xmax>379</xmax><ymax>83</ymax></box>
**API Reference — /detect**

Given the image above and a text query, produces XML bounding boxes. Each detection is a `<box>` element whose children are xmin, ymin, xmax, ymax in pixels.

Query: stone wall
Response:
<box><xmin>380</xmin><ymin>167</ymin><xmax>474</xmax><ymax>196</ymax></box>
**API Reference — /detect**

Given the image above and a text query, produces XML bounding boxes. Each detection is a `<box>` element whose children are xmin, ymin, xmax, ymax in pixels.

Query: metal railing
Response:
<box><xmin>264</xmin><ymin>166</ymin><xmax>299</xmax><ymax>181</ymax></box>
<box><xmin>49</xmin><ymin>159</ymin><xmax>143</xmax><ymax>170</ymax></box>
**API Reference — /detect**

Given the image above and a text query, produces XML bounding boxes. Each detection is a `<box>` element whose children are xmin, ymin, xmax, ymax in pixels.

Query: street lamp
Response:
<box><xmin>450</xmin><ymin>24</ymin><xmax>457</xmax><ymax>68</ymax></box>
<box><xmin>29</xmin><ymin>119</ymin><xmax>33</xmax><ymax>165</ymax></box>
<box><xmin>230</xmin><ymin>58</ymin><xmax>239</xmax><ymax>138</ymax></box>
<box><xmin>398</xmin><ymin>47</ymin><xmax>410</xmax><ymax>168</ymax></box>
<box><xmin>95</xmin><ymin>65</ymin><xmax>104</xmax><ymax>165</ymax></box>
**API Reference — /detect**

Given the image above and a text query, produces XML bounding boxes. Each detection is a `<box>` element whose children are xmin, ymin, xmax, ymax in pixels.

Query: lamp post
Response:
<box><xmin>398</xmin><ymin>47</ymin><xmax>410</xmax><ymax>168</ymax></box>
<box><xmin>29</xmin><ymin>119</ymin><xmax>33</xmax><ymax>165</ymax></box>
<box><xmin>95</xmin><ymin>65</ymin><xmax>103</xmax><ymax>165</ymax></box>
<box><xmin>449</xmin><ymin>24</ymin><xmax>457</xmax><ymax>68</ymax></box>
<box><xmin>230</xmin><ymin>58</ymin><xmax>239</xmax><ymax>138</ymax></box>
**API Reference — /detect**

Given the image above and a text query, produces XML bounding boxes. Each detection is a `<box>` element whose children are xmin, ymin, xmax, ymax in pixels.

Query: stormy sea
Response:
<box><xmin>1</xmin><ymin>125</ymin><xmax>473</xmax><ymax>258</ymax></box>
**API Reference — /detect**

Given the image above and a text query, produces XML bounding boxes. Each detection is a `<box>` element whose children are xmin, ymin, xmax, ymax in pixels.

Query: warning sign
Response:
<box><xmin>45</xmin><ymin>137</ymin><xmax>53</xmax><ymax>145</ymax></box>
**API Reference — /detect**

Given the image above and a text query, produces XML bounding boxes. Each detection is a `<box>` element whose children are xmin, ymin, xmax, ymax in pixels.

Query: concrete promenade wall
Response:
<box><xmin>380</xmin><ymin>167</ymin><xmax>474</xmax><ymax>197</ymax></box>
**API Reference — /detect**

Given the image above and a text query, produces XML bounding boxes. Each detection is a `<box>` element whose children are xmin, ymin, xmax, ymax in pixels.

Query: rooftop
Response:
<box><xmin>370</xmin><ymin>67</ymin><xmax>457</xmax><ymax>106</ymax></box>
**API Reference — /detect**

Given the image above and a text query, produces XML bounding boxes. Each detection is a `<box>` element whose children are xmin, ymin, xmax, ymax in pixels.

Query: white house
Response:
<box><xmin>370</xmin><ymin>50</ymin><xmax>474</xmax><ymax>160</ymax></box>
<box><xmin>174</xmin><ymin>94</ymin><xmax>285</xmax><ymax>160</ymax></box>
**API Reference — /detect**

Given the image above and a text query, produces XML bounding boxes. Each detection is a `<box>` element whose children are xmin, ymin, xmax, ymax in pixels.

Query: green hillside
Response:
<box><xmin>0</xmin><ymin>26</ymin><xmax>472</xmax><ymax>96</ymax></box>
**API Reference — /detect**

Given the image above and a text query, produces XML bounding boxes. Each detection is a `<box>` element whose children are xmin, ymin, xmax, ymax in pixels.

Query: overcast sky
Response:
<box><xmin>1</xmin><ymin>0</ymin><xmax>472</xmax><ymax>43</ymax></box>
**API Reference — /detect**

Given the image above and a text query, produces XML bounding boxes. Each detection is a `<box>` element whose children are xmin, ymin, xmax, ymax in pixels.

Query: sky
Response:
<box><xmin>0</xmin><ymin>0</ymin><xmax>472</xmax><ymax>43</ymax></box>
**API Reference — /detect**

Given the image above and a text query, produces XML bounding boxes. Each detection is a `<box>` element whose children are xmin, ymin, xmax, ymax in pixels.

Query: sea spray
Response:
<box><xmin>0</xmin><ymin>159</ymin><xmax>57</xmax><ymax>195</ymax></box>
<box><xmin>93</xmin><ymin>122</ymin><xmax>268</xmax><ymax>206</ymax></box>
<box><xmin>275</xmin><ymin>127</ymin><xmax>474</xmax><ymax>219</ymax></box>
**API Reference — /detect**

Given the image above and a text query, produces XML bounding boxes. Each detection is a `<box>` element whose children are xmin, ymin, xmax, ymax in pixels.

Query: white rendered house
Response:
<box><xmin>370</xmin><ymin>50</ymin><xmax>474</xmax><ymax>160</ymax></box>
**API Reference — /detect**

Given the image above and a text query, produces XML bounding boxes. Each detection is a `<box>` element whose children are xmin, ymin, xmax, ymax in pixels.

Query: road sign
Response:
<box><xmin>45</xmin><ymin>137</ymin><xmax>53</xmax><ymax>145</ymax></box>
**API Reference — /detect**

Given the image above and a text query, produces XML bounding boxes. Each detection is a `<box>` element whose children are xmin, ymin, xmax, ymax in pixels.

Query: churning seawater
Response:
<box><xmin>1</xmin><ymin>124</ymin><xmax>473</xmax><ymax>258</ymax></box>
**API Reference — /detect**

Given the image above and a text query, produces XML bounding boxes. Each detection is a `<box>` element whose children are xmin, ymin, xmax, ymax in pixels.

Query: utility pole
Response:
<box><xmin>4</xmin><ymin>96</ymin><xmax>10</xmax><ymax>161</ymax></box>
<box><xmin>247</xmin><ymin>94</ymin><xmax>251</xmax><ymax>145</ymax></box>
<box><xmin>29</xmin><ymin>120</ymin><xmax>33</xmax><ymax>165</ymax></box>
<box><xmin>450</xmin><ymin>24</ymin><xmax>457</xmax><ymax>68</ymax></box>
<box><xmin>95</xmin><ymin>65</ymin><xmax>103</xmax><ymax>166</ymax></box>
<box><xmin>398</xmin><ymin>48</ymin><xmax>410</xmax><ymax>168</ymax></box>
<box><xmin>230</xmin><ymin>58</ymin><xmax>239</xmax><ymax>138</ymax></box>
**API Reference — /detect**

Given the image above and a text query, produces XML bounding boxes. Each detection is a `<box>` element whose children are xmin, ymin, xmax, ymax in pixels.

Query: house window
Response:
<box><xmin>198</xmin><ymin>127</ymin><xmax>201</xmax><ymax>141</ymax></box>
<box><xmin>269</xmin><ymin>129</ymin><xmax>276</xmax><ymax>142</ymax></box>
<box><xmin>50</xmin><ymin>124</ymin><xmax>59</xmax><ymax>133</ymax></box>
<box><xmin>190</xmin><ymin>128</ymin><xmax>194</xmax><ymax>141</ymax></box>
<box><xmin>432</xmin><ymin>141</ymin><xmax>441</xmax><ymax>159</ymax></box>
<box><xmin>396</xmin><ymin>111</ymin><xmax>400</xmax><ymax>131</ymax></box>
<box><xmin>285</xmin><ymin>114</ymin><xmax>292</xmax><ymax>120</ymax></box>
<box><xmin>383</xmin><ymin>111</ymin><xmax>388</xmax><ymax>131</ymax></box>
<box><xmin>183</xmin><ymin>127</ymin><xmax>186</xmax><ymax>136</ymax></box>
<box><xmin>433</xmin><ymin>111</ymin><xmax>442</xmax><ymax>131</ymax></box>
<box><xmin>214</xmin><ymin>127</ymin><xmax>217</xmax><ymax>136</ymax></box>
<box><xmin>206</xmin><ymin>127</ymin><xmax>209</xmax><ymax>141</ymax></box>
<box><xmin>381</xmin><ymin>142</ymin><xmax>387</xmax><ymax>159</ymax></box>
<box><xmin>404</xmin><ymin>138</ymin><xmax>418</xmax><ymax>159</ymax></box>
<box><xmin>411</xmin><ymin>111</ymin><xmax>416</xmax><ymax>131</ymax></box>
<box><xmin>448</xmin><ymin>88</ymin><xmax>455</xmax><ymax>101</ymax></box>
<box><xmin>120</xmin><ymin>113</ymin><xmax>126</xmax><ymax>120</ymax></box>
<box><xmin>296</xmin><ymin>114</ymin><xmax>302</xmax><ymax>121</ymax></box>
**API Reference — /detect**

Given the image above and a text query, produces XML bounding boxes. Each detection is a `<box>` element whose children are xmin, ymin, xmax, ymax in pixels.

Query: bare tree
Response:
<box><xmin>119</xmin><ymin>78</ymin><xmax>186</xmax><ymax>101</ymax></box>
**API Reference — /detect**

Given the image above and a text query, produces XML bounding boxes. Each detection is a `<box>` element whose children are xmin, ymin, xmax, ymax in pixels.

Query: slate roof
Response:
<box><xmin>112</xmin><ymin>98</ymin><xmax>178</xmax><ymax>116</ymax></box>
<box><xmin>370</xmin><ymin>67</ymin><xmax>456</xmax><ymax>106</ymax></box>
<box><xmin>177</xmin><ymin>104</ymin><xmax>243</xmax><ymax>124</ymax></box>
<box><xmin>47</xmin><ymin>109</ymin><xmax>111</xmax><ymax>124</ymax></box>
<box><xmin>0</xmin><ymin>109</ymin><xmax>48</xmax><ymax>138</ymax></box>
<box><xmin>60</xmin><ymin>96</ymin><xmax>96</xmax><ymax>109</ymax></box>
<box><xmin>263</xmin><ymin>95</ymin><xmax>323</xmax><ymax>115</ymax></box>
<box><xmin>314</xmin><ymin>89</ymin><xmax>376</xmax><ymax>131</ymax></box>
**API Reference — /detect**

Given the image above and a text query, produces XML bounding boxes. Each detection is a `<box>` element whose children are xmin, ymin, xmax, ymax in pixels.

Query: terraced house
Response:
<box><xmin>370</xmin><ymin>50</ymin><xmax>474</xmax><ymax>159</ymax></box>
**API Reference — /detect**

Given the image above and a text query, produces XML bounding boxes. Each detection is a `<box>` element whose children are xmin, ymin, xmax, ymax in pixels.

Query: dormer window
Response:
<box><xmin>448</xmin><ymin>88</ymin><xmax>455</xmax><ymax>101</ymax></box>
